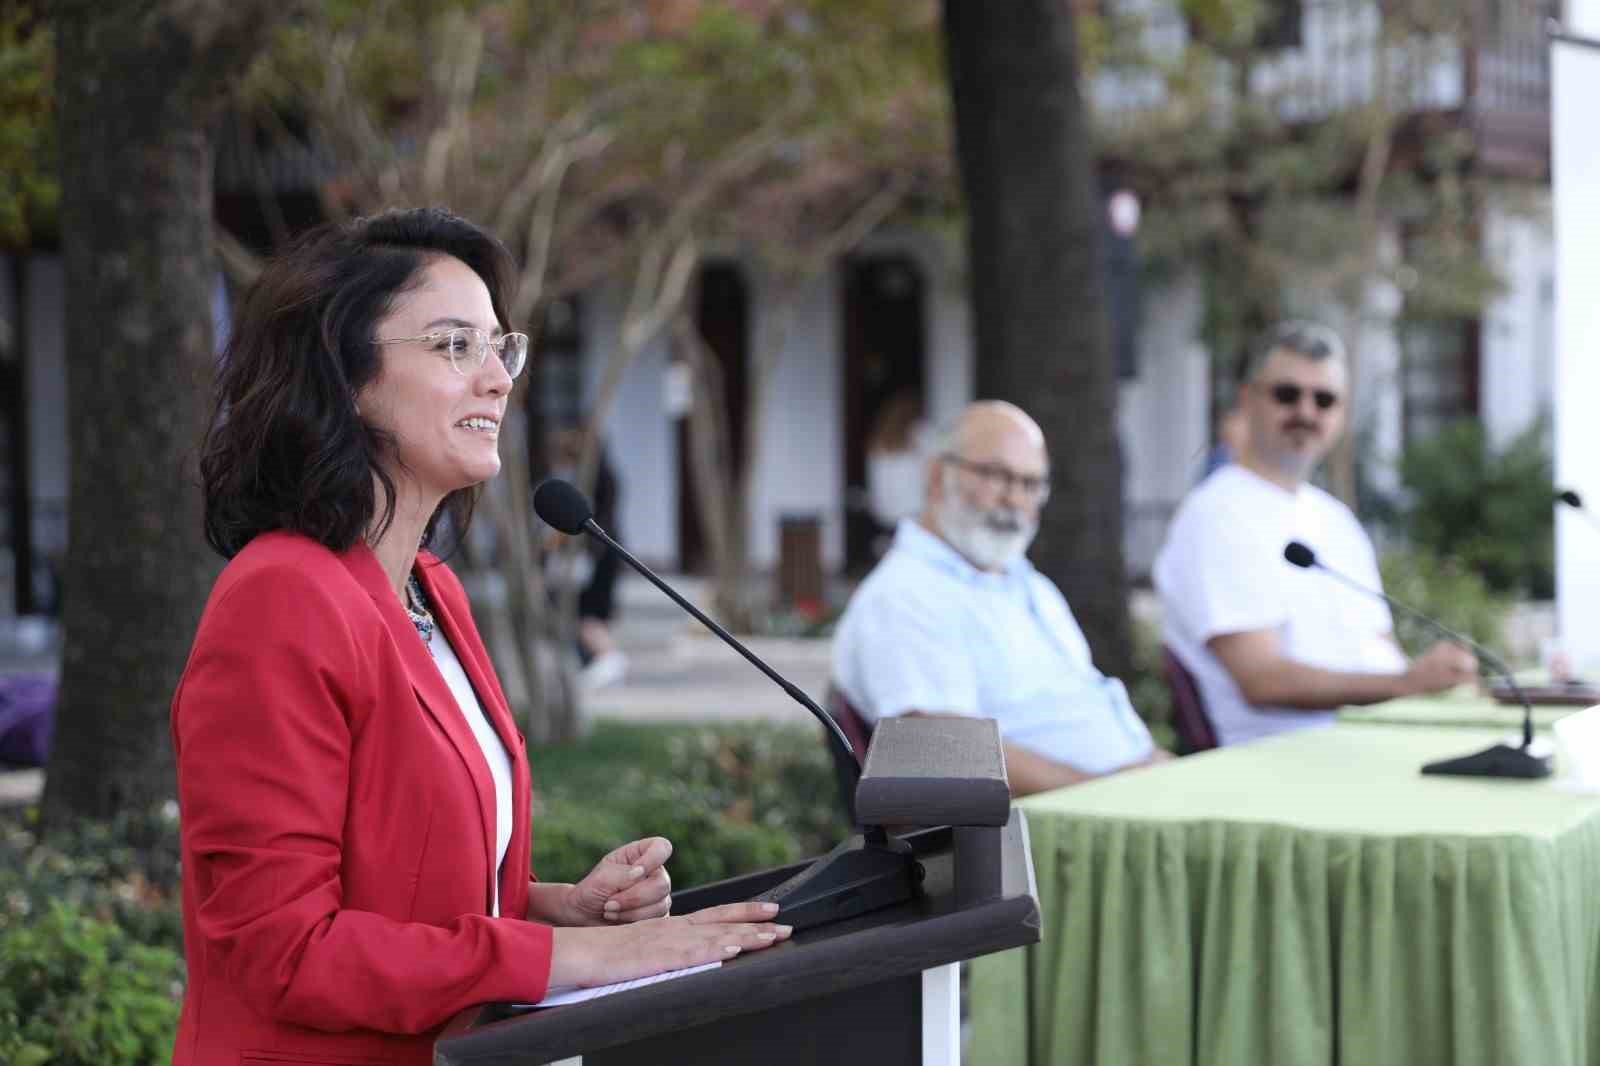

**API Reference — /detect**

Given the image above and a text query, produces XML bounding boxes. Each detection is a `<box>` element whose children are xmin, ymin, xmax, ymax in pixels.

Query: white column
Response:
<box><xmin>1554</xmin><ymin>6</ymin><xmax>1600</xmax><ymax>671</ymax></box>
<box><xmin>922</xmin><ymin>962</ymin><xmax>961</xmax><ymax>1066</ymax></box>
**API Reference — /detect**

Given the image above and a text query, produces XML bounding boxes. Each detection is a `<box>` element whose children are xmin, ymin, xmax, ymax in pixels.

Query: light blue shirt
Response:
<box><xmin>832</xmin><ymin>520</ymin><xmax>1154</xmax><ymax>776</ymax></box>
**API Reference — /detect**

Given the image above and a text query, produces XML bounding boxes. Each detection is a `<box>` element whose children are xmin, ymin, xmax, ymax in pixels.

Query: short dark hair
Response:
<box><xmin>1240</xmin><ymin>319</ymin><xmax>1347</xmax><ymax>384</ymax></box>
<box><xmin>200</xmin><ymin>207</ymin><xmax>516</xmax><ymax>559</ymax></box>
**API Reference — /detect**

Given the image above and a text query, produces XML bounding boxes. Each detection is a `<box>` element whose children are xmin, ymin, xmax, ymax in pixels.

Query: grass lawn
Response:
<box><xmin>528</xmin><ymin>719</ymin><xmax>721</xmax><ymax>797</ymax></box>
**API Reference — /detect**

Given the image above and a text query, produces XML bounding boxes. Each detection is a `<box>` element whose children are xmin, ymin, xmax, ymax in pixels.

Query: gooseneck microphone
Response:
<box><xmin>534</xmin><ymin>477</ymin><xmax>921</xmax><ymax>928</ymax></box>
<box><xmin>1283</xmin><ymin>540</ymin><xmax>1548</xmax><ymax>779</ymax></box>
<box><xmin>1557</xmin><ymin>488</ymin><xmax>1600</xmax><ymax>534</ymax></box>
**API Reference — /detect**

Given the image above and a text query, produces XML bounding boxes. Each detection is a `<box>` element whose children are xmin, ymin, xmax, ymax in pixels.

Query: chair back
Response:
<box><xmin>824</xmin><ymin>686</ymin><xmax>876</xmax><ymax>823</ymax></box>
<box><xmin>1163</xmin><ymin>646</ymin><xmax>1219</xmax><ymax>755</ymax></box>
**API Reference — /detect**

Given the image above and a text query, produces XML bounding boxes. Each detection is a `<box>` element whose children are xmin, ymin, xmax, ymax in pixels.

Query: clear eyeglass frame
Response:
<box><xmin>373</xmin><ymin>327</ymin><xmax>529</xmax><ymax>379</ymax></box>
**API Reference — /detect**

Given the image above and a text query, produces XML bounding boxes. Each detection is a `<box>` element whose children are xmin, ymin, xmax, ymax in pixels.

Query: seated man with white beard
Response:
<box><xmin>831</xmin><ymin>401</ymin><xmax>1167</xmax><ymax>797</ymax></box>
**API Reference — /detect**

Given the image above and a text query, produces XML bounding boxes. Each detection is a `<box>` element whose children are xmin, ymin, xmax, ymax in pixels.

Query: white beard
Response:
<box><xmin>936</xmin><ymin>473</ymin><xmax>1038</xmax><ymax>571</ymax></box>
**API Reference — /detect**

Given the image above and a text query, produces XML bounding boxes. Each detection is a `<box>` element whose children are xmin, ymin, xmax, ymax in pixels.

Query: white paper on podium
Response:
<box><xmin>513</xmin><ymin>961</ymin><xmax>722</xmax><ymax>1009</ymax></box>
<box><xmin>1553</xmin><ymin>704</ymin><xmax>1600</xmax><ymax>792</ymax></box>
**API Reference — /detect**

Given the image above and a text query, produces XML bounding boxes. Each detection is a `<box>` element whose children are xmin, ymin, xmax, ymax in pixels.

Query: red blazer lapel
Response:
<box><xmin>338</xmin><ymin>543</ymin><xmax>501</xmax><ymax>915</ymax></box>
<box><xmin>415</xmin><ymin>554</ymin><xmax>534</xmax><ymax>917</ymax></box>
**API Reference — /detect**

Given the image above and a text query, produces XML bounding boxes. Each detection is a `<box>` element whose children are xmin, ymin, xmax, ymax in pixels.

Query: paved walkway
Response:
<box><xmin>581</xmin><ymin>573</ymin><xmax>833</xmax><ymax>722</ymax></box>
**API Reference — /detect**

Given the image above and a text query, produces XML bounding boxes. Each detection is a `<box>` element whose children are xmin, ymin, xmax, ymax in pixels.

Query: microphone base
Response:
<box><xmin>1421</xmin><ymin>742</ymin><xmax>1553</xmax><ymax>780</ymax></box>
<box><xmin>749</xmin><ymin>828</ymin><xmax>924</xmax><ymax>931</ymax></box>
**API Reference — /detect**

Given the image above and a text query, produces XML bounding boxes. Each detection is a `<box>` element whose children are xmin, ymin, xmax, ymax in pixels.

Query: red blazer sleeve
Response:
<box><xmin>173</xmin><ymin>561</ymin><xmax>552</xmax><ymax>1034</ymax></box>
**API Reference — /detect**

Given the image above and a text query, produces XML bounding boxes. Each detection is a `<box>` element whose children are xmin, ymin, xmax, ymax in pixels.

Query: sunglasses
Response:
<box><xmin>1267</xmin><ymin>383</ymin><xmax>1340</xmax><ymax>411</ymax></box>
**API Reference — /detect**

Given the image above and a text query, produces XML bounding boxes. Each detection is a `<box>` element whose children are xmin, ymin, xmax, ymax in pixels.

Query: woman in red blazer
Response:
<box><xmin>173</xmin><ymin>208</ymin><xmax>788</xmax><ymax>1066</ymax></box>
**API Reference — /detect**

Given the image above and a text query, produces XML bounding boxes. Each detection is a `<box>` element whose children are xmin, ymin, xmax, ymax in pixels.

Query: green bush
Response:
<box><xmin>1379</xmin><ymin>545</ymin><xmax>1512</xmax><ymax>660</ymax></box>
<box><xmin>1396</xmin><ymin>419</ymin><xmax>1555</xmax><ymax>597</ymax></box>
<box><xmin>532</xmin><ymin>723</ymin><xmax>848</xmax><ymax>890</ymax></box>
<box><xmin>0</xmin><ymin>807</ymin><xmax>183</xmax><ymax>953</ymax></box>
<box><xmin>661</xmin><ymin>724</ymin><xmax>847</xmax><ymax>859</ymax></box>
<box><xmin>1125</xmin><ymin>615</ymin><xmax>1175</xmax><ymax>750</ymax></box>
<box><xmin>0</xmin><ymin>901</ymin><xmax>183</xmax><ymax>1066</ymax></box>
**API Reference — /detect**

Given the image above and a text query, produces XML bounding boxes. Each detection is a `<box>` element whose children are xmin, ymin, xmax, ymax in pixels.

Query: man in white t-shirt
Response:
<box><xmin>1153</xmin><ymin>322</ymin><xmax>1477</xmax><ymax>746</ymax></box>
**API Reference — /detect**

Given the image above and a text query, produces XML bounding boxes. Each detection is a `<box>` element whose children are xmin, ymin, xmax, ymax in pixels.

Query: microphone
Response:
<box><xmin>1556</xmin><ymin>488</ymin><xmax>1600</xmax><ymax>534</ymax></box>
<box><xmin>534</xmin><ymin>478</ymin><xmax>921</xmax><ymax>928</ymax></box>
<box><xmin>1282</xmin><ymin>540</ymin><xmax>1548</xmax><ymax>779</ymax></box>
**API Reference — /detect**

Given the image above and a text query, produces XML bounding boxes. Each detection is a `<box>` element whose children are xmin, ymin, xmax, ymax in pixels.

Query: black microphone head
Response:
<box><xmin>533</xmin><ymin>478</ymin><xmax>593</xmax><ymax>535</ymax></box>
<box><xmin>1283</xmin><ymin>541</ymin><xmax>1317</xmax><ymax>569</ymax></box>
<box><xmin>1558</xmin><ymin>489</ymin><xmax>1583</xmax><ymax>509</ymax></box>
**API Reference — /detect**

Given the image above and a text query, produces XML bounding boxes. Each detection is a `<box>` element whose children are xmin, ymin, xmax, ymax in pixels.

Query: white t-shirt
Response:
<box><xmin>1152</xmin><ymin>465</ymin><xmax>1405</xmax><ymax>745</ymax></box>
<box><xmin>427</xmin><ymin>632</ymin><xmax>513</xmax><ymax>916</ymax></box>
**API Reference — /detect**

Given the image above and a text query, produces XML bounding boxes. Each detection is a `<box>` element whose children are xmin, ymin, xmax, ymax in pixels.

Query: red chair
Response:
<box><xmin>824</xmin><ymin>686</ymin><xmax>876</xmax><ymax>824</ymax></box>
<box><xmin>1163</xmin><ymin>646</ymin><xmax>1218</xmax><ymax>755</ymax></box>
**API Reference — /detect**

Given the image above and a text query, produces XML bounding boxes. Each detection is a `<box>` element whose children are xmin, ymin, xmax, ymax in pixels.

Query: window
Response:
<box><xmin>1400</xmin><ymin>316</ymin><xmax>1479</xmax><ymax>446</ymax></box>
<box><xmin>533</xmin><ymin>295</ymin><xmax>584</xmax><ymax>427</ymax></box>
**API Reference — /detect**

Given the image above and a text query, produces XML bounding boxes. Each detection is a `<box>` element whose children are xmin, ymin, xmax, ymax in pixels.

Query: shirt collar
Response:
<box><xmin>891</xmin><ymin>518</ymin><xmax>1033</xmax><ymax>583</ymax></box>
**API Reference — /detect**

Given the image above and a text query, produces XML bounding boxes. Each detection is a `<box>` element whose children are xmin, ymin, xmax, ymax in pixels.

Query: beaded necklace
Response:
<box><xmin>405</xmin><ymin>573</ymin><xmax>435</xmax><ymax>644</ymax></box>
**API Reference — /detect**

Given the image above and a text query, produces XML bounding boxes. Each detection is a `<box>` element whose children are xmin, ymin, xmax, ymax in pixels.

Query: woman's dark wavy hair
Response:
<box><xmin>201</xmin><ymin>207</ymin><xmax>516</xmax><ymax>559</ymax></box>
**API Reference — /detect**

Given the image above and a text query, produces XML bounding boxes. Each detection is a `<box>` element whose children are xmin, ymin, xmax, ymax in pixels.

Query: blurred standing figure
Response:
<box><xmin>174</xmin><ymin>208</ymin><xmax>788</xmax><ymax>1066</ymax></box>
<box><xmin>864</xmin><ymin>389</ymin><xmax>929</xmax><ymax>555</ymax></box>
<box><xmin>546</xmin><ymin>424</ymin><xmax>627</xmax><ymax>689</ymax></box>
<box><xmin>1198</xmin><ymin>404</ymin><xmax>1248</xmax><ymax>482</ymax></box>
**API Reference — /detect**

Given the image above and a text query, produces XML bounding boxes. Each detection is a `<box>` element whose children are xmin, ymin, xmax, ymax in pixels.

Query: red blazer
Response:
<box><xmin>170</xmin><ymin>532</ymin><xmax>552</xmax><ymax>1066</ymax></box>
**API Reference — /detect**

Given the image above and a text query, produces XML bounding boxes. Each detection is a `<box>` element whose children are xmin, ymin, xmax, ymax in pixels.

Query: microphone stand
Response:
<box><xmin>1305</xmin><ymin>555</ymin><xmax>1550</xmax><ymax>779</ymax></box>
<box><xmin>580</xmin><ymin>518</ymin><xmax>923</xmax><ymax>930</ymax></box>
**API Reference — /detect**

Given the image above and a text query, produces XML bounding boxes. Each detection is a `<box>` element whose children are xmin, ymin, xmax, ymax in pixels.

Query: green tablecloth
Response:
<box><xmin>969</xmin><ymin>724</ymin><xmax>1600</xmax><ymax>1066</ymax></box>
<box><xmin>1338</xmin><ymin>690</ymin><xmax>1573</xmax><ymax>731</ymax></box>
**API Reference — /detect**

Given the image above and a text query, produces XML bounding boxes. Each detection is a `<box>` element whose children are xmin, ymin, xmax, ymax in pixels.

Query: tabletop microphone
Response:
<box><xmin>1282</xmin><ymin>540</ymin><xmax>1549</xmax><ymax>779</ymax></box>
<box><xmin>533</xmin><ymin>477</ymin><xmax>921</xmax><ymax>928</ymax></box>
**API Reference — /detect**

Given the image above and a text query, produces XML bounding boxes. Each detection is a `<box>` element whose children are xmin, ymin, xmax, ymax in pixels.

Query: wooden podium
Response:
<box><xmin>435</xmin><ymin>717</ymin><xmax>1040</xmax><ymax>1066</ymax></box>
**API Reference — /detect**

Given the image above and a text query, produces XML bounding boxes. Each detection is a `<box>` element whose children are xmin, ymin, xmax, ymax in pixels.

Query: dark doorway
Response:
<box><xmin>2</xmin><ymin>256</ymin><xmax>33</xmax><ymax>615</ymax></box>
<box><xmin>524</xmin><ymin>294</ymin><xmax>585</xmax><ymax>481</ymax></box>
<box><xmin>841</xmin><ymin>255</ymin><xmax>926</xmax><ymax>575</ymax></box>
<box><xmin>678</xmin><ymin>263</ymin><xmax>749</xmax><ymax>575</ymax></box>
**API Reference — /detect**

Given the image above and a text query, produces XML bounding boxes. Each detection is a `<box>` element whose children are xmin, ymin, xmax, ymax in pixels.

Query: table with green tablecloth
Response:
<box><xmin>968</xmin><ymin>722</ymin><xmax>1600</xmax><ymax>1066</ymax></box>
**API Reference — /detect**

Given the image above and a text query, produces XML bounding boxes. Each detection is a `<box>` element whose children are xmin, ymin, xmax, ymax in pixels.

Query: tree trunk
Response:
<box><xmin>43</xmin><ymin>1</ymin><xmax>276</xmax><ymax>829</ymax></box>
<box><xmin>476</xmin><ymin>398</ymin><xmax>582</xmax><ymax>744</ymax></box>
<box><xmin>674</xmin><ymin>313</ymin><xmax>752</xmax><ymax>632</ymax></box>
<box><xmin>941</xmin><ymin>0</ymin><xmax>1134</xmax><ymax>679</ymax></box>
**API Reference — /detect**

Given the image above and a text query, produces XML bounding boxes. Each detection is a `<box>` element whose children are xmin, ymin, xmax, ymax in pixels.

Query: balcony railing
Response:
<box><xmin>1090</xmin><ymin>0</ymin><xmax>1553</xmax><ymax>152</ymax></box>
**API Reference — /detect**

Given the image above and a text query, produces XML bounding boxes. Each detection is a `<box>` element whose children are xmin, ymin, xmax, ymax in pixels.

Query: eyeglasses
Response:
<box><xmin>1266</xmin><ymin>382</ymin><xmax>1340</xmax><ymax>411</ymax></box>
<box><xmin>941</xmin><ymin>454</ymin><xmax>1052</xmax><ymax>503</ymax></box>
<box><xmin>373</xmin><ymin>327</ymin><xmax>529</xmax><ymax>379</ymax></box>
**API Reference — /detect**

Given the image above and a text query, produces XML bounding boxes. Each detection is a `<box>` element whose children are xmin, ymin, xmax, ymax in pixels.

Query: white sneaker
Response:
<box><xmin>578</xmin><ymin>650</ymin><xmax>628</xmax><ymax>690</ymax></box>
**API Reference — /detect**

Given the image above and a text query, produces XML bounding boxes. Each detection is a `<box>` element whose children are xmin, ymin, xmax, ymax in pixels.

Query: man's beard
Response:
<box><xmin>1264</xmin><ymin>421</ymin><xmax>1324</xmax><ymax>482</ymax></box>
<box><xmin>936</xmin><ymin>470</ymin><xmax>1038</xmax><ymax>571</ymax></box>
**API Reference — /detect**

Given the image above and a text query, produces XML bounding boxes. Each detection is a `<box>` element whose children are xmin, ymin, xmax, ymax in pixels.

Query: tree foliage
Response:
<box><xmin>1396</xmin><ymin>419</ymin><xmax>1555</xmax><ymax>597</ymax></box>
<box><xmin>0</xmin><ymin>6</ymin><xmax>56</xmax><ymax>250</ymax></box>
<box><xmin>236</xmin><ymin>0</ymin><xmax>949</xmax><ymax>650</ymax></box>
<box><xmin>1082</xmin><ymin>0</ymin><xmax>1511</xmax><ymax>394</ymax></box>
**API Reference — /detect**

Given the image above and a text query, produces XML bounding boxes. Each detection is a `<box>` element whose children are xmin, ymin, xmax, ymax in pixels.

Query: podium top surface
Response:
<box><xmin>435</xmin><ymin>811</ymin><xmax>1038</xmax><ymax>1065</ymax></box>
<box><xmin>856</xmin><ymin>716</ymin><xmax>1011</xmax><ymax>827</ymax></box>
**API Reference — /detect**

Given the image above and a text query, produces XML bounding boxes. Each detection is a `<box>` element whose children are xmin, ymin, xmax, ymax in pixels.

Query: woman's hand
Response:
<box><xmin>547</xmin><ymin>901</ymin><xmax>792</xmax><ymax>989</ymax></box>
<box><xmin>560</xmin><ymin>837</ymin><xmax>674</xmax><ymax>926</ymax></box>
